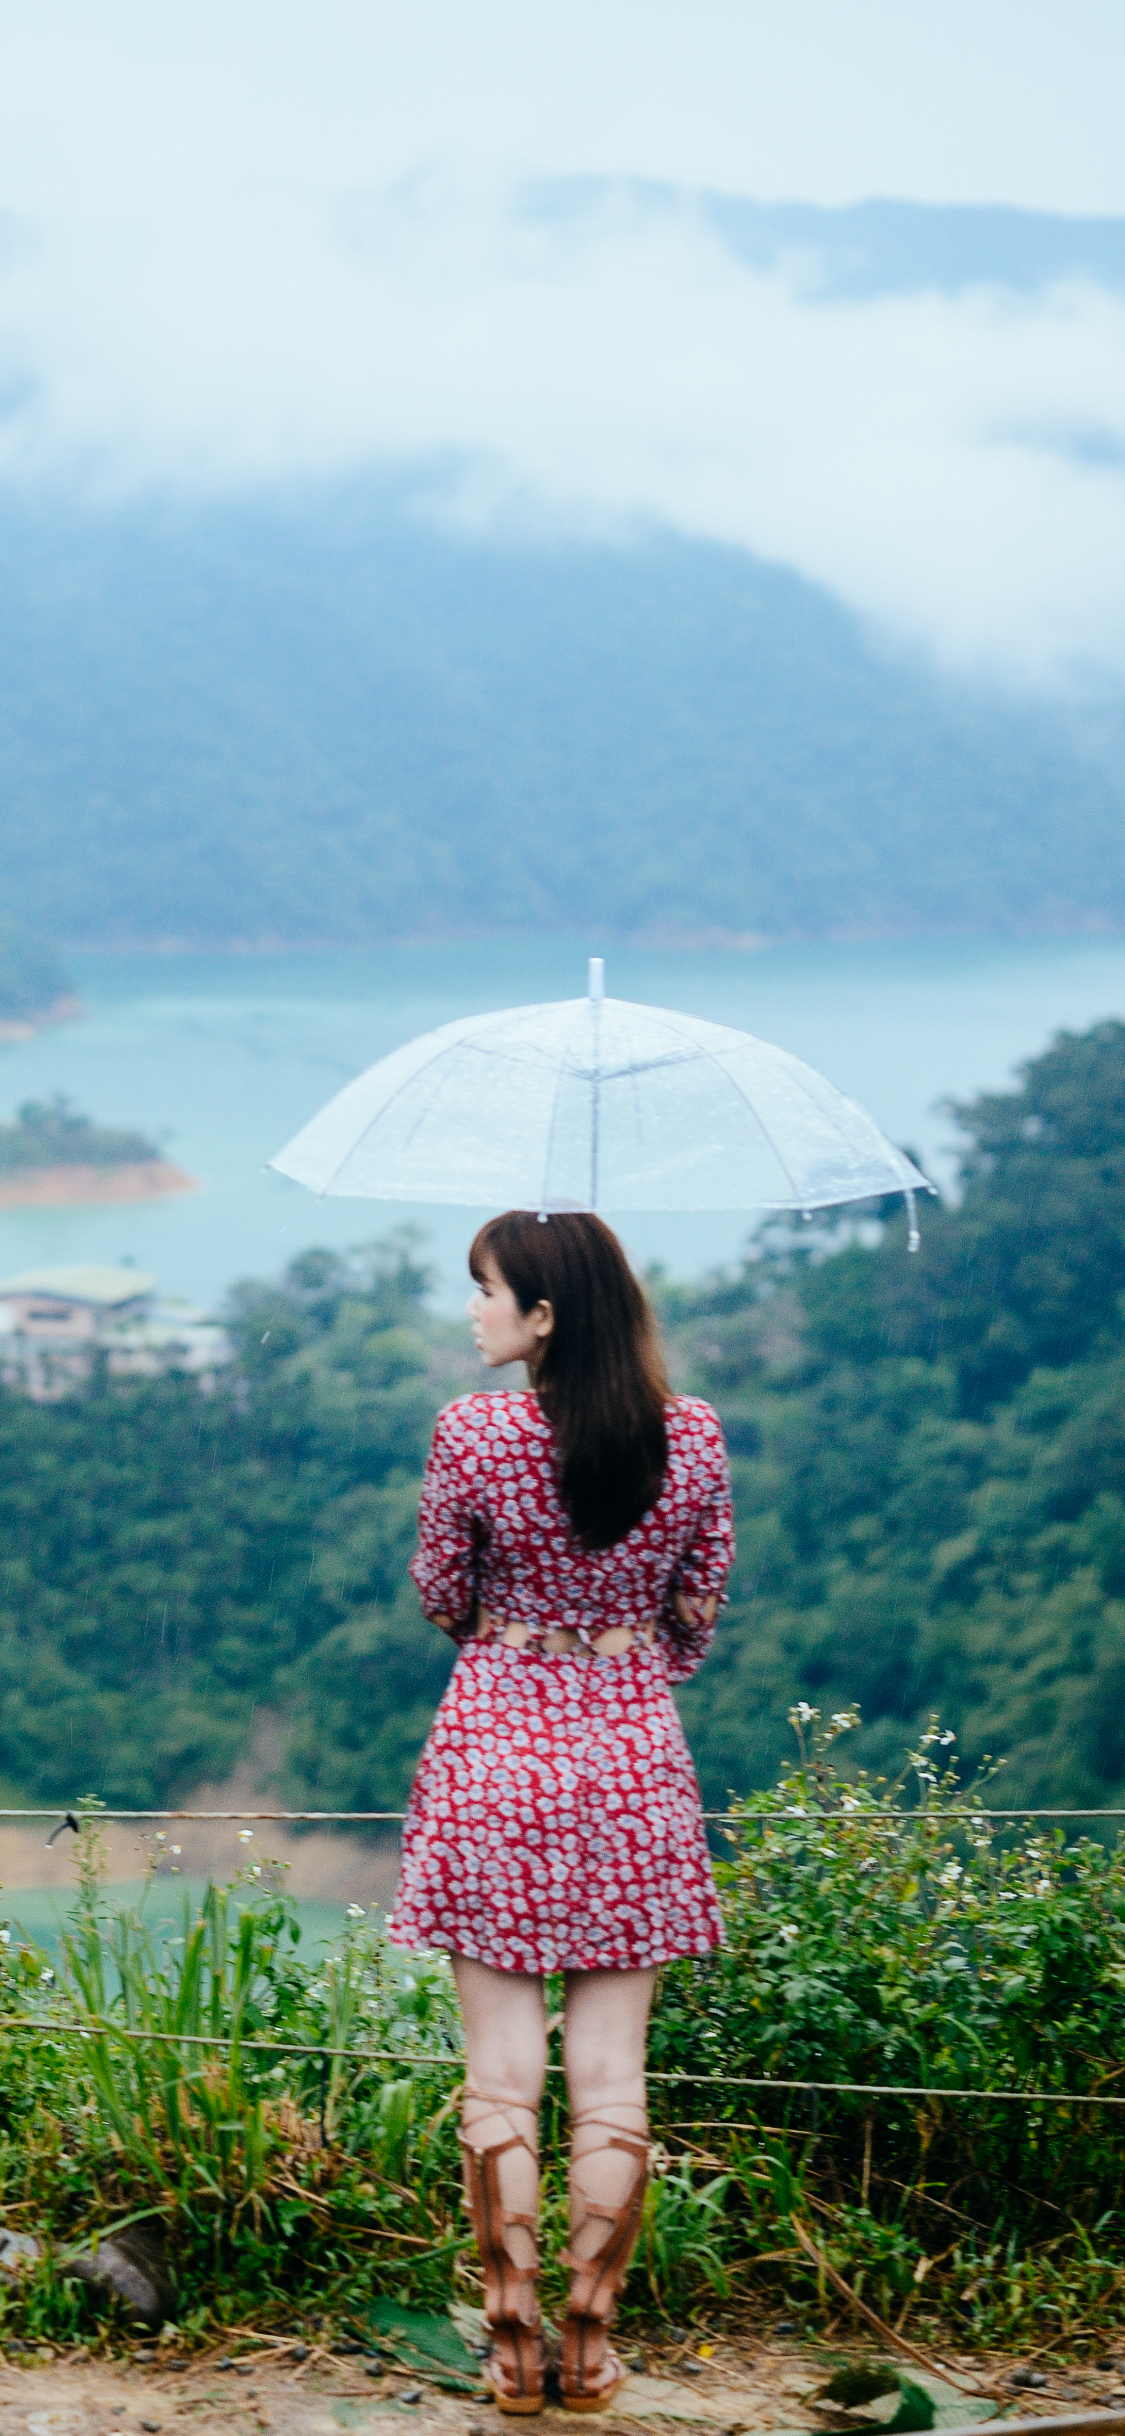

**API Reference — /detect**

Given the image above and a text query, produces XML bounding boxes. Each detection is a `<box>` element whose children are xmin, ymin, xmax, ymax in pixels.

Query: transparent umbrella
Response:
<box><xmin>270</xmin><ymin>961</ymin><xmax>931</xmax><ymax>1242</ymax></box>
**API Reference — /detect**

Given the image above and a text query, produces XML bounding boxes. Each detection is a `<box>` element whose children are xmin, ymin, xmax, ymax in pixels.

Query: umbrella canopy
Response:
<box><xmin>270</xmin><ymin>962</ymin><xmax>930</xmax><ymax>1236</ymax></box>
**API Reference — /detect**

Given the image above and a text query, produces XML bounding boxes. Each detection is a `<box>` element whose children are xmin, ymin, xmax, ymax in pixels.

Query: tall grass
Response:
<box><xmin>1</xmin><ymin>1729</ymin><xmax>1124</xmax><ymax>2354</ymax></box>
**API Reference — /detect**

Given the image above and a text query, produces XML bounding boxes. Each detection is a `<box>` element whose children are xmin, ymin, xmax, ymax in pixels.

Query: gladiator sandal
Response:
<box><xmin>460</xmin><ymin>2094</ymin><xmax>545</xmax><ymax>2415</ymax></box>
<box><xmin>560</xmin><ymin>2110</ymin><xmax>649</xmax><ymax>2413</ymax></box>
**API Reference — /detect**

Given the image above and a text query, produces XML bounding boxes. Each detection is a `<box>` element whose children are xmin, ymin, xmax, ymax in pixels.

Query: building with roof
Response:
<box><xmin>0</xmin><ymin>1264</ymin><xmax>230</xmax><ymax>1400</ymax></box>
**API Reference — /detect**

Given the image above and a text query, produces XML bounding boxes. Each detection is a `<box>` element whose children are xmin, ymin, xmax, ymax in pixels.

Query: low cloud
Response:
<box><xmin>0</xmin><ymin>171</ymin><xmax>1123</xmax><ymax>689</ymax></box>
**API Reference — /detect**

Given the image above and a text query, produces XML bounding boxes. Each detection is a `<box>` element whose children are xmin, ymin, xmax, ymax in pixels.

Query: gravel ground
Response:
<box><xmin>2</xmin><ymin>2333</ymin><xmax>1123</xmax><ymax>2436</ymax></box>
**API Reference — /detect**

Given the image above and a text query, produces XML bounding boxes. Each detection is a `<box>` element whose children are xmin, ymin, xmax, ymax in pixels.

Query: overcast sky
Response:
<box><xmin>0</xmin><ymin>2</ymin><xmax>1123</xmax><ymax>687</ymax></box>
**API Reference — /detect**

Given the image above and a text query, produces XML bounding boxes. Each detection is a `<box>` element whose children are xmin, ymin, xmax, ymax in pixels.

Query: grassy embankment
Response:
<box><xmin>2</xmin><ymin>1722</ymin><xmax>1125</xmax><ymax>2358</ymax></box>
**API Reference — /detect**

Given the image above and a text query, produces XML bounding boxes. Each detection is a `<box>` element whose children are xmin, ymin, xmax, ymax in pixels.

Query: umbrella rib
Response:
<box><xmin>737</xmin><ymin>1048</ymin><xmax>913</xmax><ymax>1187</ymax></box>
<box><xmin>647</xmin><ymin>1010</ymin><xmax>808</xmax><ymax>1202</ymax></box>
<box><xmin>310</xmin><ymin>1042</ymin><xmax>465</xmax><ymax>1196</ymax></box>
<box><xmin>650</xmin><ymin>1008</ymin><xmax>911</xmax><ymax>1201</ymax></box>
<box><xmin>538</xmin><ymin>1020</ymin><xmax>586</xmax><ymax>1212</ymax></box>
<box><xmin>292</xmin><ymin>1020</ymin><xmax>578</xmax><ymax>1199</ymax></box>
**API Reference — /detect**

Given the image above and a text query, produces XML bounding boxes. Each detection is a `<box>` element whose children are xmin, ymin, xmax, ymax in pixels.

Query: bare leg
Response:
<box><xmin>560</xmin><ymin>1968</ymin><xmax>655</xmax><ymax>2408</ymax></box>
<box><xmin>453</xmin><ymin>1956</ymin><xmax>548</xmax><ymax>2412</ymax></box>
<box><xmin>453</xmin><ymin>1954</ymin><xmax>548</xmax><ymax>2203</ymax></box>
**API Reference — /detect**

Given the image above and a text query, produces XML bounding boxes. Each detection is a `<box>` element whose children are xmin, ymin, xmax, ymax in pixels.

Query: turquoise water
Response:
<box><xmin>1</xmin><ymin>932</ymin><xmax>1124</xmax><ymax>1309</ymax></box>
<box><xmin>4</xmin><ymin>1878</ymin><xmax>364</xmax><ymax>1961</ymax></box>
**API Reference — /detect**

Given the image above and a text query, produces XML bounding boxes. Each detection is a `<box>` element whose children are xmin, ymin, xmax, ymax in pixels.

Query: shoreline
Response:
<box><xmin>55</xmin><ymin>918</ymin><xmax>1125</xmax><ymax>956</ymax></box>
<box><xmin>0</xmin><ymin>1159</ymin><xmax>196</xmax><ymax>1210</ymax></box>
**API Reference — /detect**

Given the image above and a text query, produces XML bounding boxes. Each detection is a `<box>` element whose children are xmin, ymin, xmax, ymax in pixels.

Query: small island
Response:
<box><xmin>0</xmin><ymin>1097</ymin><xmax>195</xmax><ymax>1209</ymax></box>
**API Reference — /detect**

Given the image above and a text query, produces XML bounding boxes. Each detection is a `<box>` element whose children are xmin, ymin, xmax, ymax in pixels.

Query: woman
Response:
<box><xmin>388</xmin><ymin>1211</ymin><xmax>733</xmax><ymax>2415</ymax></box>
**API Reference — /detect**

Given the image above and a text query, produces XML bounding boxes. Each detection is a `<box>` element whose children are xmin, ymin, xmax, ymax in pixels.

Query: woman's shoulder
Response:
<box><xmin>432</xmin><ymin>1388</ymin><xmax>544</xmax><ymax>1447</ymax></box>
<box><xmin>665</xmin><ymin>1395</ymin><xmax>729</xmax><ymax>1462</ymax></box>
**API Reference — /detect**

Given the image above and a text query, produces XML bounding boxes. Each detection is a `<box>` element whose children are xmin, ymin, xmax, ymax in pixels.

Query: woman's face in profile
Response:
<box><xmin>468</xmin><ymin>1253</ymin><xmax>554</xmax><ymax>1370</ymax></box>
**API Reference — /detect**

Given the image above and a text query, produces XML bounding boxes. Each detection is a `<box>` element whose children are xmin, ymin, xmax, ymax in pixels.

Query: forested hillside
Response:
<box><xmin>0</xmin><ymin>1237</ymin><xmax>456</xmax><ymax>1808</ymax></box>
<box><xmin>2</xmin><ymin>1018</ymin><xmax>1125</xmax><ymax>1812</ymax></box>
<box><xmin>1</xmin><ymin>493</ymin><xmax>1124</xmax><ymax>947</ymax></box>
<box><xmin>673</xmin><ymin>1016</ymin><xmax>1125</xmax><ymax>1805</ymax></box>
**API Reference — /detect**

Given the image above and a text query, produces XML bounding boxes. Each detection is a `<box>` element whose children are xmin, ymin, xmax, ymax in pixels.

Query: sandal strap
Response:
<box><xmin>461</xmin><ymin>2092</ymin><xmax>540</xmax><ymax>2167</ymax></box>
<box><xmin>563</xmin><ymin>2111</ymin><xmax>649</xmax><ymax>2328</ymax></box>
<box><xmin>460</xmin><ymin>2113</ymin><xmax>542</xmax><ymax>2334</ymax></box>
<box><xmin>460</xmin><ymin>2125</ymin><xmax>539</xmax><ymax>2163</ymax></box>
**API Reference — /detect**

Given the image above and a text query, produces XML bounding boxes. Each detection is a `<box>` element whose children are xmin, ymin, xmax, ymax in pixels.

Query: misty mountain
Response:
<box><xmin>0</xmin><ymin>482</ymin><xmax>1123</xmax><ymax>948</ymax></box>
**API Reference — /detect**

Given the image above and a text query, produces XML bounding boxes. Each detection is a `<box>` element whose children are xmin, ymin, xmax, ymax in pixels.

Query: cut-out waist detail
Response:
<box><xmin>475</xmin><ymin>1610</ymin><xmax>658</xmax><ymax>1658</ymax></box>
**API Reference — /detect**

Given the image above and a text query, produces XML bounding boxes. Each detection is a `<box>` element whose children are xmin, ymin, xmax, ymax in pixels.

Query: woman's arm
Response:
<box><xmin>409</xmin><ymin>1406</ymin><xmax>483</xmax><ymax>1641</ymax></box>
<box><xmin>660</xmin><ymin>1417</ymin><xmax>735</xmax><ymax>1683</ymax></box>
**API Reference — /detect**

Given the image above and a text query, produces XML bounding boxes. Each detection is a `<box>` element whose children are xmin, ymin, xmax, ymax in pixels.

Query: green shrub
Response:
<box><xmin>648</xmin><ymin>1706</ymin><xmax>1125</xmax><ymax>2342</ymax></box>
<box><xmin>3</xmin><ymin>1741</ymin><xmax>1125</xmax><ymax>2352</ymax></box>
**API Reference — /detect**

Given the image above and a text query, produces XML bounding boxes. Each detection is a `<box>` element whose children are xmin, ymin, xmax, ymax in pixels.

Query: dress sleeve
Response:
<box><xmin>409</xmin><ymin>1406</ymin><xmax>482</xmax><ymax>1640</ymax></box>
<box><xmin>658</xmin><ymin>1410</ymin><xmax>735</xmax><ymax>1685</ymax></box>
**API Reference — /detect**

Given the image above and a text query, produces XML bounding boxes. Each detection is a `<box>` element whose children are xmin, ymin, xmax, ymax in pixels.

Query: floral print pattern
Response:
<box><xmin>409</xmin><ymin>1390</ymin><xmax>733</xmax><ymax>1679</ymax></box>
<box><xmin>389</xmin><ymin>1391</ymin><xmax>733</xmax><ymax>1973</ymax></box>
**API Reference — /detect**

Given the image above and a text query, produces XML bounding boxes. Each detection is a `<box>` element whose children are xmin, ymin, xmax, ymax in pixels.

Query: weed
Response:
<box><xmin>0</xmin><ymin>1713</ymin><xmax>1122</xmax><ymax>2348</ymax></box>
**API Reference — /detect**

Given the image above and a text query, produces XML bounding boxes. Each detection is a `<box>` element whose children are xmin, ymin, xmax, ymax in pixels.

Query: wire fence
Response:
<box><xmin>8</xmin><ymin>1800</ymin><xmax>1125</xmax><ymax>2111</ymax></box>
<box><xmin>7</xmin><ymin>1807</ymin><xmax>1125</xmax><ymax>1825</ymax></box>
<box><xmin>3</xmin><ymin>2013</ymin><xmax>1125</xmax><ymax>2109</ymax></box>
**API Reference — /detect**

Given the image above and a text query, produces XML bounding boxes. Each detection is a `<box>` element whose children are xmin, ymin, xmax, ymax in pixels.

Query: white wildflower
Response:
<box><xmin>171</xmin><ymin>1845</ymin><xmax>182</xmax><ymax>1856</ymax></box>
<box><xmin>840</xmin><ymin>1795</ymin><xmax>860</xmax><ymax>1811</ymax></box>
<box><xmin>793</xmin><ymin>1702</ymin><xmax>817</xmax><ymax>1724</ymax></box>
<box><xmin>935</xmin><ymin>1729</ymin><xmax>956</xmax><ymax>1745</ymax></box>
<box><xmin>777</xmin><ymin>1923</ymin><xmax>800</xmax><ymax>1945</ymax></box>
<box><xmin>238</xmin><ymin>1829</ymin><xmax>254</xmax><ymax>1843</ymax></box>
<box><xmin>939</xmin><ymin>1862</ymin><xmax>963</xmax><ymax>1885</ymax></box>
<box><xmin>858</xmin><ymin>1857</ymin><xmax>878</xmax><ymax>1873</ymax></box>
<box><xmin>0</xmin><ymin>1930</ymin><xmax>10</xmax><ymax>1946</ymax></box>
<box><xmin>251</xmin><ymin>1865</ymin><xmax>262</xmax><ymax>1879</ymax></box>
<box><xmin>830</xmin><ymin>1713</ymin><xmax>855</xmax><ymax>1732</ymax></box>
<box><xmin>40</xmin><ymin>1968</ymin><xmax>54</xmax><ymax>1985</ymax></box>
<box><xmin>346</xmin><ymin>1904</ymin><xmax>366</xmax><ymax>1920</ymax></box>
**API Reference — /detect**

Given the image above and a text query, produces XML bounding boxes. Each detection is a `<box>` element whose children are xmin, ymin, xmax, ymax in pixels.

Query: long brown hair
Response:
<box><xmin>469</xmin><ymin>1210</ymin><xmax>670</xmax><ymax>1550</ymax></box>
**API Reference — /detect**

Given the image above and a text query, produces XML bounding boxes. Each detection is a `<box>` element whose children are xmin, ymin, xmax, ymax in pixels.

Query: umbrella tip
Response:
<box><xmin>588</xmin><ymin>956</ymin><xmax>605</xmax><ymax>1001</ymax></box>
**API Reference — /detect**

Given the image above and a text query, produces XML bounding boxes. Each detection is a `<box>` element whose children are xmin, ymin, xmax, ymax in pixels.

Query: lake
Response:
<box><xmin>1</xmin><ymin>931</ymin><xmax>1124</xmax><ymax>1312</ymax></box>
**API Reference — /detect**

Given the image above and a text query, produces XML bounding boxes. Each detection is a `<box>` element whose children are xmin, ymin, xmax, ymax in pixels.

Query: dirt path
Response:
<box><xmin>2</xmin><ymin>2333</ymin><xmax>1121</xmax><ymax>2436</ymax></box>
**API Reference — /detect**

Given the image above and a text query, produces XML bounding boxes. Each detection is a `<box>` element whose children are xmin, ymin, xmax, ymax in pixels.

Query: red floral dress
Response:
<box><xmin>387</xmin><ymin>1390</ymin><xmax>734</xmax><ymax>1974</ymax></box>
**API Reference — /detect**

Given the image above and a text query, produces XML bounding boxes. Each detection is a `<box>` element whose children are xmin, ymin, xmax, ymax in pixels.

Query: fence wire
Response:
<box><xmin>6</xmin><ymin>1807</ymin><xmax>1125</xmax><ymax>1825</ymax></box>
<box><xmin>2</xmin><ymin>2013</ymin><xmax>1125</xmax><ymax>2109</ymax></box>
<box><xmin>7</xmin><ymin>1800</ymin><xmax>1125</xmax><ymax>2112</ymax></box>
